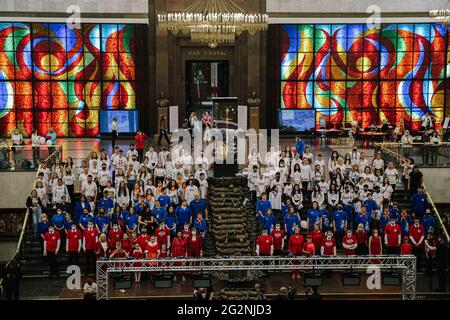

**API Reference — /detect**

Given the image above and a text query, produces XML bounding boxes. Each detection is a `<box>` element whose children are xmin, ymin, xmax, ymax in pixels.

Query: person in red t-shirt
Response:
<box><xmin>108</xmin><ymin>223</ymin><xmax>123</xmax><ymax>250</ymax></box>
<box><xmin>132</xmin><ymin>243</ymin><xmax>144</xmax><ymax>282</ymax></box>
<box><xmin>303</xmin><ymin>235</ymin><xmax>316</xmax><ymax>257</ymax></box>
<box><xmin>137</xmin><ymin>227</ymin><xmax>151</xmax><ymax>251</ymax></box>
<box><xmin>66</xmin><ymin>223</ymin><xmax>82</xmax><ymax>266</ymax></box>
<box><xmin>342</xmin><ymin>229</ymin><xmax>358</xmax><ymax>255</ymax></box>
<box><xmin>271</xmin><ymin>223</ymin><xmax>285</xmax><ymax>255</ymax></box>
<box><xmin>181</xmin><ymin>223</ymin><xmax>191</xmax><ymax>240</ymax></box>
<box><xmin>44</xmin><ymin>224</ymin><xmax>61</xmax><ymax>277</ymax></box>
<box><xmin>256</xmin><ymin>229</ymin><xmax>274</xmax><ymax>256</ymax></box>
<box><xmin>159</xmin><ymin>243</ymin><xmax>169</xmax><ymax>258</ymax></box>
<box><xmin>83</xmin><ymin>221</ymin><xmax>99</xmax><ymax>276</ymax></box>
<box><xmin>321</xmin><ymin>230</ymin><xmax>337</xmax><ymax>256</ymax></box>
<box><xmin>409</xmin><ymin>218</ymin><xmax>425</xmax><ymax>271</ymax></box>
<box><xmin>354</xmin><ymin>223</ymin><xmax>368</xmax><ymax>255</ymax></box>
<box><xmin>121</xmin><ymin>233</ymin><xmax>132</xmax><ymax>254</ymax></box>
<box><xmin>400</xmin><ymin>236</ymin><xmax>413</xmax><ymax>255</ymax></box>
<box><xmin>135</xmin><ymin>130</ymin><xmax>148</xmax><ymax>161</ymax></box>
<box><xmin>288</xmin><ymin>227</ymin><xmax>304</xmax><ymax>279</ymax></box>
<box><xmin>155</xmin><ymin>221</ymin><xmax>171</xmax><ymax>250</ymax></box>
<box><xmin>145</xmin><ymin>235</ymin><xmax>161</xmax><ymax>259</ymax></box>
<box><xmin>110</xmin><ymin>241</ymin><xmax>129</xmax><ymax>259</ymax></box>
<box><xmin>188</xmin><ymin>228</ymin><xmax>203</xmax><ymax>257</ymax></box>
<box><xmin>384</xmin><ymin>218</ymin><xmax>401</xmax><ymax>254</ymax></box>
<box><xmin>311</xmin><ymin>224</ymin><xmax>324</xmax><ymax>255</ymax></box>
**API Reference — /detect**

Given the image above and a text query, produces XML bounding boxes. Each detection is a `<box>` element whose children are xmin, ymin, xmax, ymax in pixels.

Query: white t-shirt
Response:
<box><xmin>384</xmin><ymin>168</ymin><xmax>398</xmax><ymax>185</ymax></box>
<box><xmin>11</xmin><ymin>133</ymin><xmax>23</xmax><ymax>145</ymax></box>
<box><xmin>82</xmin><ymin>182</ymin><xmax>97</xmax><ymax>199</ymax></box>
<box><xmin>199</xmin><ymin>179</ymin><xmax>208</xmax><ymax>199</ymax></box>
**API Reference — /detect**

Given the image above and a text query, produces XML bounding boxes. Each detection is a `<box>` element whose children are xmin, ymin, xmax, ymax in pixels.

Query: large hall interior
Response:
<box><xmin>0</xmin><ymin>0</ymin><xmax>449</xmax><ymax>302</ymax></box>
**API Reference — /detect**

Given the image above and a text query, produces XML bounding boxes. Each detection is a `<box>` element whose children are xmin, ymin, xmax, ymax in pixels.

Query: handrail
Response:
<box><xmin>376</xmin><ymin>142</ymin><xmax>450</xmax><ymax>243</ymax></box>
<box><xmin>3</xmin><ymin>144</ymin><xmax>62</xmax><ymax>269</ymax></box>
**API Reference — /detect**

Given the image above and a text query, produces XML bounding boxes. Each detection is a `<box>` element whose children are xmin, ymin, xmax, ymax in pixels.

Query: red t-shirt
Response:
<box><xmin>137</xmin><ymin>234</ymin><xmax>151</xmax><ymax>250</ymax></box>
<box><xmin>385</xmin><ymin>223</ymin><xmax>401</xmax><ymax>247</ymax></box>
<box><xmin>108</xmin><ymin>229</ymin><xmax>124</xmax><ymax>249</ymax></box>
<box><xmin>354</xmin><ymin>230</ymin><xmax>367</xmax><ymax>245</ymax></box>
<box><xmin>188</xmin><ymin>236</ymin><xmax>202</xmax><ymax>257</ymax></box>
<box><xmin>135</xmin><ymin>133</ymin><xmax>147</xmax><ymax>150</ymax></box>
<box><xmin>321</xmin><ymin>238</ymin><xmax>336</xmax><ymax>256</ymax></box>
<box><xmin>121</xmin><ymin>240</ymin><xmax>132</xmax><ymax>254</ymax></box>
<box><xmin>400</xmin><ymin>243</ymin><xmax>413</xmax><ymax>255</ymax></box>
<box><xmin>342</xmin><ymin>235</ymin><xmax>358</xmax><ymax>255</ymax></box>
<box><xmin>145</xmin><ymin>242</ymin><xmax>160</xmax><ymax>257</ymax></box>
<box><xmin>155</xmin><ymin>227</ymin><xmax>171</xmax><ymax>247</ymax></box>
<box><xmin>311</xmin><ymin>230</ymin><xmax>324</xmax><ymax>252</ymax></box>
<box><xmin>44</xmin><ymin>231</ymin><xmax>60</xmax><ymax>253</ymax></box>
<box><xmin>288</xmin><ymin>234</ymin><xmax>304</xmax><ymax>255</ymax></box>
<box><xmin>66</xmin><ymin>229</ymin><xmax>82</xmax><ymax>252</ymax></box>
<box><xmin>271</xmin><ymin>229</ymin><xmax>284</xmax><ymax>251</ymax></box>
<box><xmin>171</xmin><ymin>237</ymin><xmax>187</xmax><ymax>257</ymax></box>
<box><xmin>409</xmin><ymin>224</ymin><xmax>425</xmax><ymax>246</ymax></box>
<box><xmin>257</xmin><ymin>235</ymin><xmax>273</xmax><ymax>256</ymax></box>
<box><xmin>182</xmin><ymin>229</ymin><xmax>191</xmax><ymax>240</ymax></box>
<box><xmin>83</xmin><ymin>227</ymin><xmax>99</xmax><ymax>250</ymax></box>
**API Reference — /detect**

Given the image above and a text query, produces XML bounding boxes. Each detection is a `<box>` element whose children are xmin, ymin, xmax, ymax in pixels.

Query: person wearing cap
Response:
<box><xmin>303</xmin><ymin>235</ymin><xmax>315</xmax><ymax>257</ymax></box>
<box><xmin>384</xmin><ymin>217</ymin><xmax>401</xmax><ymax>254</ymax></box>
<box><xmin>400</xmin><ymin>236</ymin><xmax>413</xmax><ymax>255</ymax></box>
<box><xmin>256</xmin><ymin>229</ymin><xmax>274</xmax><ymax>257</ymax></box>
<box><xmin>43</xmin><ymin>224</ymin><xmax>61</xmax><ymax>278</ymax></box>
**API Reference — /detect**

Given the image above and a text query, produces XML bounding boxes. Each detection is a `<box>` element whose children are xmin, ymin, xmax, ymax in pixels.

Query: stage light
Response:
<box><xmin>303</xmin><ymin>272</ymin><xmax>323</xmax><ymax>287</ymax></box>
<box><xmin>112</xmin><ymin>273</ymin><xmax>133</xmax><ymax>290</ymax></box>
<box><xmin>154</xmin><ymin>275</ymin><xmax>173</xmax><ymax>288</ymax></box>
<box><xmin>341</xmin><ymin>272</ymin><xmax>361</xmax><ymax>286</ymax></box>
<box><xmin>382</xmin><ymin>272</ymin><xmax>402</xmax><ymax>286</ymax></box>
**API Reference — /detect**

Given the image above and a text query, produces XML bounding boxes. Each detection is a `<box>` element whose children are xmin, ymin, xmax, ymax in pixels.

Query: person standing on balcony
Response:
<box><xmin>420</xmin><ymin>112</ymin><xmax>434</xmax><ymax>131</ymax></box>
<box><xmin>135</xmin><ymin>130</ymin><xmax>147</xmax><ymax>161</ymax></box>
<box><xmin>31</xmin><ymin>129</ymin><xmax>40</xmax><ymax>169</ymax></box>
<box><xmin>111</xmin><ymin>118</ymin><xmax>118</xmax><ymax>149</ymax></box>
<box><xmin>400</xmin><ymin>130</ymin><xmax>413</xmax><ymax>160</ymax></box>
<box><xmin>11</xmin><ymin>128</ymin><xmax>24</xmax><ymax>169</ymax></box>
<box><xmin>46</xmin><ymin>127</ymin><xmax>57</xmax><ymax>157</ymax></box>
<box><xmin>429</xmin><ymin>131</ymin><xmax>441</xmax><ymax>165</ymax></box>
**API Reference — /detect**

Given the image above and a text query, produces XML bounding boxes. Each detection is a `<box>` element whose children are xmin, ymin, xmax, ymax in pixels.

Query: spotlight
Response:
<box><xmin>382</xmin><ymin>272</ymin><xmax>402</xmax><ymax>286</ymax></box>
<box><xmin>303</xmin><ymin>272</ymin><xmax>323</xmax><ymax>287</ymax></box>
<box><xmin>341</xmin><ymin>272</ymin><xmax>361</xmax><ymax>286</ymax></box>
<box><xmin>154</xmin><ymin>275</ymin><xmax>173</xmax><ymax>288</ymax></box>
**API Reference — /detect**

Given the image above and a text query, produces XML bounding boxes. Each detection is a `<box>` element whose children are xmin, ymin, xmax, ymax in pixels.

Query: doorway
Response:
<box><xmin>185</xmin><ymin>60</ymin><xmax>229</xmax><ymax>118</ymax></box>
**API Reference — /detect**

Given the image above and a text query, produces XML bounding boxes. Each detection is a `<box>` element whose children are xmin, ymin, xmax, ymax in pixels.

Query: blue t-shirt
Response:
<box><xmin>397</xmin><ymin>215</ymin><xmax>412</xmax><ymax>236</ymax></box>
<box><xmin>158</xmin><ymin>195</ymin><xmax>171</xmax><ymax>208</ymax></box>
<box><xmin>98</xmin><ymin>198</ymin><xmax>114</xmax><ymax>213</ymax></box>
<box><xmin>47</xmin><ymin>132</ymin><xmax>57</xmax><ymax>145</ymax></box>
<box><xmin>307</xmin><ymin>209</ymin><xmax>322</xmax><ymax>229</ymax></box>
<box><xmin>176</xmin><ymin>206</ymin><xmax>192</xmax><ymax>226</ymax></box>
<box><xmin>333</xmin><ymin>210</ymin><xmax>348</xmax><ymax>232</ymax></box>
<box><xmin>421</xmin><ymin>215</ymin><xmax>436</xmax><ymax>235</ymax></box>
<box><xmin>190</xmin><ymin>199</ymin><xmax>208</xmax><ymax>216</ymax></box>
<box><xmin>412</xmin><ymin>193</ymin><xmax>428</xmax><ymax>217</ymax></box>
<box><xmin>52</xmin><ymin>214</ymin><xmax>66</xmax><ymax>229</ymax></box>
<box><xmin>125</xmin><ymin>214</ymin><xmax>138</xmax><ymax>230</ymax></box>
<box><xmin>37</xmin><ymin>221</ymin><xmax>49</xmax><ymax>236</ymax></box>
<box><xmin>164</xmin><ymin>214</ymin><xmax>177</xmax><ymax>230</ymax></box>
<box><xmin>79</xmin><ymin>214</ymin><xmax>94</xmax><ymax>228</ymax></box>
<box><xmin>364</xmin><ymin>199</ymin><xmax>377</xmax><ymax>217</ymax></box>
<box><xmin>263</xmin><ymin>215</ymin><xmax>276</xmax><ymax>233</ymax></box>
<box><xmin>295</xmin><ymin>140</ymin><xmax>305</xmax><ymax>155</ymax></box>
<box><xmin>320</xmin><ymin>209</ymin><xmax>331</xmax><ymax>229</ymax></box>
<box><xmin>389</xmin><ymin>208</ymin><xmax>401</xmax><ymax>219</ymax></box>
<box><xmin>193</xmin><ymin>219</ymin><xmax>207</xmax><ymax>233</ymax></box>
<box><xmin>379</xmin><ymin>214</ymin><xmax>390</xmax><ymax>233</ymax></box>
<box><xmin>256</xmin><ymin>200</ymin><xmax>272</xmax><ymax>223</ymax></box>
<box><xmin>284</xmin><ymin>214</ymin><xmax>300</xmax><ymax>236</ymax></box>
<box><xmin>152</xmin><ymin>207</ymin><xmax>167</xmax><ymax>223</ymax></box>
<box><xmin>95</xmin><ymin>215</ymin><xmax>110</xmax><ymax>231</ymax></box>
<box><xmin>355</xmin><ymin>212</ymin><xmax>370</xmax><ymax>232</ymax></box>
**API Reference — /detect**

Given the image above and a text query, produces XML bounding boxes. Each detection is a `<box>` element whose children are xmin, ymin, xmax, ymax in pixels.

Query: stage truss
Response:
<box><xmin>96</xmin><ymin>255</ymin><xmax>416</xmax><ymax>300</ymax></box>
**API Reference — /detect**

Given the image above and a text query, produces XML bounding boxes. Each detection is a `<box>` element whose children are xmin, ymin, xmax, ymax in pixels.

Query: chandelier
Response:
<box><xmin>429</xmin><ymin>9</ymin><xmax>450</xmax><ymax>24</ymax></box>
<box><xmin>157</xmin><ymin>0</ymin><xmax>269</xmax><ymax>48</ymax></box>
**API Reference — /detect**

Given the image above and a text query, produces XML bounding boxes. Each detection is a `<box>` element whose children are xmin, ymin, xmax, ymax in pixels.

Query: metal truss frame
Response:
<box><xmin>96</xmin><ymin>255</ymin><xmax>416</xmax><ymax>300</ymax></box>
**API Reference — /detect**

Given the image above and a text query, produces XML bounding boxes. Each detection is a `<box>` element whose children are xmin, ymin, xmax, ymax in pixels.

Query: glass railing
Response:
<box><xmin>375</xmin><ymin>142</ymin><xmax>450</xmax><ymax>167</ymax></box>
<box><xmin>0</xmin><ymin>143</ymin><xmax>61</xmax><ymax>171</ymax></box>
<box><xmin>376</xmin><ymin>142</ymin><xmax>450</xmax><ymax>243</ymax></box>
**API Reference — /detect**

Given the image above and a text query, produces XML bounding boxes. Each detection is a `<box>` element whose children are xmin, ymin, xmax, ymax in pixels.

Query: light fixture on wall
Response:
<box><xmin>430</xmin><ymin>9</ymin><xmax>450</xmax><ymax>24</ymax></box>
<box><xmin>157</xmin><ymin>0</ymin><xmax>268</xmax><ymax>48</ymax></box>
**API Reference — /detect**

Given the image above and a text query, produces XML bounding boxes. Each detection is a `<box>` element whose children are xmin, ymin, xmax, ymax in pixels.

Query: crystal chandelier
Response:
<box><xmin>157</xmin><ymin>0</ymin><xmax>269</xmax><ymax>48</ymax></box>
<box><xmin>430</xmin><ymin>9</ymin><xmax>450</xmax><ymax>24</ymax></box>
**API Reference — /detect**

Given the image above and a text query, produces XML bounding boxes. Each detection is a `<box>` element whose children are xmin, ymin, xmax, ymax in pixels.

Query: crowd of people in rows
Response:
<box><xmin>27</xmin><ymin>132</ymin><xmax>210</xmax><ymax>282</ymax></box>
<box><xmin>251</xmin><ymin>137</ymin><xmax>447</xmax><ymax>290</ymax></box>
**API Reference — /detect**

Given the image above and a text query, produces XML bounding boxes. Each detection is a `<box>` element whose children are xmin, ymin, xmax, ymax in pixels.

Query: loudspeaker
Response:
<box><xmin>112</xmin><ymin>274</ymin><xmax>133</xmax><ymax>290</ymax></box>
<box><xmin>341</xmin><ymin>272</ymin><xmax>361</xmax><ymax>286</ymax></box>
<box><xmin>303</xmin><ymin>272</ymin><xmax>323</xmax><ymax>287</ymax></box>
<box><xmin>154</xmin><ymin>275</ymin><xmax>173</xmax><ymax>288</ymax></box>
<box><xmin>382</xmin><ymin>272</ymin><xmax>402</xmax><ymax>286</ymax></box>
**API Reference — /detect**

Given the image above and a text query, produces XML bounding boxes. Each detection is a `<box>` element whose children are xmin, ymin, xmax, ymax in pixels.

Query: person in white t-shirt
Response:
<box><xmin>11</xmin><ymin>128</ymin><xmax>23</xmax><ymax>166</ymax></box>
<box><xmin>81</xmin><ymin>175</ymin><xmax>98</xmax><ymax>204</ymax></box>
<box><xmin>184</xmin><ymin>179</ymin><xmax>199</xmax><ymax>204</ymax></box>
<box><xmin>126</xmin><ymin>144</ymin><xmax>138</xmax><ymax>162</ymax></box>
<box><xmin>372</xmin><ymin>152</ymin><xmax>385</xmax><ymax>172</ymax></box>
<box><xmin>97</xmin><ymin>163</ymin><xmax>111</xmax><ymax>189</ymax></box>
<box><xmin>384</xmin><ymin>162</ymin><xmax>399</xmax><ymax>190</ymax></box>
<box><xmin>314</xmin><ymin>153</ymin><xmax>326</xmax><ymax>176</ymax></box>
<box><xmin>198</xmin><ymin>173</ymin><xmax>208</xmax><ymax>199</ymax></box>
<box><xmin>145</xmin><ymin>146</ymin><xmax>158</xmax><ymax>169</ymax></box>
<box><xmin>113</xmin><ymin>150</ymin><xmax>127</xmax><ymax>174</ymax></box>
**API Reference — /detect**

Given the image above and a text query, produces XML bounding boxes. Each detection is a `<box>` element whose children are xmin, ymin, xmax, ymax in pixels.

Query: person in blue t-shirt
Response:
<box><xmin>262</xmin><ymin>209</ymin><xmax>276</xmax><ymax>233</ymax></box>
<box><xmin>165</xmin><ymin>205</ymin><xmax>178</xmax><ymax>237</ymax></box>
<box><xmin>193</xmin><ymin>212</ymin><xmax>207</xmax><ymax>236</ymax></box>
<box><xmin>355</xmin><ymin>206</ymin><xmax>370</xmax><ymax>232</ymax></box>
<box><xmin>389</xmin><ymin>202</ymin><xmax>401</xmax><ymax>219</ymax></box>
<box><xmin>190</xmin><ymin>194</ymin><xmax>209</xmax><ymax>220</ymax></box>
<box><xmin>64</xmin><ymin>213</ymin><xmax>75</xmax><ymax>232</ymax></box>
<box><xmin>421</xmin><ymin>209</ymin><xmax>436</xmax><ymax>235</ymax></box>
<box><xmin>364</xmin><ymin>193</ymin><xmax>378</xmax><ymax>218</ymax></box>
<box><xmin>124</xmin><ymin>209</ymin><xmax>139</xmax><ymax>234</ymax></box>
<box><xmin>284</xmin><ymin>208</ymin><xmax>300</xmax><ymax>237</ymax></box>
<box><xmin>74</xmin><ymin>195</ymin><xmax>91</xmax><ymax>223</ymax></box>
<box><xmin>307</xmin><ymin>201</ymin><xmax>322</xmax><ymax>231</ymax></box>
<box><xmin>79</xmin><ymin>208</ymin><xmax>94</xmax><ymax>229</ymax></box>
<box><xmin>51</xmin><ymin>207</ymin><xmax>67</xmax><ymax>252</ymax></box>
<box><xmin>332</xmin><ymin>204</ymin><xmax>348</xmax><ymax>247</ymax></box>
<box><xmin>158</xmin><ymin>188</ymin><xmax>171</xmax><ymax>208</ymax></box>
<box><xmin>175</xmin><ymin>200</ymin><xmax>192</xmax><ymax>230</ymax></box>
<box><xmin>379</xmin><ymin>207</ymin><xmax>391</xmax><ymax>235</ymax></box>
<box><xmin>295</xmin><ymin>137</ymin><xmax>305</xmax><ymax>157</ymax></box>
<box><xmin>411</xmin><ymin>186</ymin><xmax>428</xmax><ymax>219</ymax></box>
<box><xmin>98</xmin><ymin>191</ymin><xmax>114</xmax><ymax>214</ymax></box>
<box><xmin>256</xmin><ymin>193</ymin><xmax>272</xmax><ymax>226</ymax></box>
<box><xmin>319</xmin><ymin>203</ymin><xmax>331</xmax><ymax>231</ymax></box>
<box><xmin>397</xmin><ymin>209</ymin><xmax>412</xmax><ymax>236</ymax></box>
<box><xmin>37</xmin><ymin>213</ymin><xmax>49</xmax><ymax>253</ymax></box>
<box><xmin>95</xmin><ymin>208</ymin><xmax>110</xmax><ymax>234</ymax></box>
<box><xmin>281</xmin><ymin>198</ymin><xmax>294</xmax><ymax>219</ymax></box>
<box><xmin>152</xmin><ymin>200</ymin><xmax>167</xmax><ymax>224</ymax></box>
